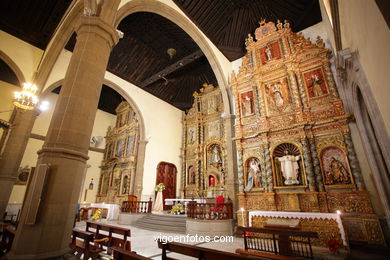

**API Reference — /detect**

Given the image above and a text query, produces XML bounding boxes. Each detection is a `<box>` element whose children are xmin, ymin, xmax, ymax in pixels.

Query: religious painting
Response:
<box><xmin>126</xmin><ymin>135</ymin><xmax>136</xmax><ymax>155</ymax></box>
<box><xmin>207</xmin><ymin>121</ymin><xmax>221</xmax><ymax>139</ymax></box>
<box><xmin>15</xmin><ymin>166</ymin><xmax>33</xmax><ymax>185</ymax></box>
<box><xmin>260</xmin><ymin>41</ymin><xmax>282</xmax><ymax>64</ymax></box>
<box><xmin>240</xmin><ymin>91</ymin><xmax>254</xmax><ymax>116</ymax></box>
<box><xmin>187</xmin><ymin>126</ymin><xmax>196</xmax><ymax>144</ymax></box>
<box><xmin>265</xmin><ymin>77</ymin><xmax>291</xmax><ymax>114</ymax></box>
<box><xmin>188</xmin><ymin>165</ymin><xmax>196</xmax><ymax>185</ymax></box>
<box><xmin>115</xmin><ymin>138</ymin><xmax>125</xmax><ymax>157</ymax></box>
<box><xmin>208</xmin><ymin>144</ymin><xmax>222</xmax><ymax>167</ymax></box>
<box><xmin>244</xmin><ymin>158</ymin><xmax>262</xmax><ymax>191</ymax></box>
<box><xmin>321</xmin><ymin>146</ymin><xmax>352</xmax><ymax>185</ymax></box>
<box><xmin>302</xmin><ymin>68</ymin><xmax>328</xmax><ymax>98</ymax></box>
<box><xmin>272</xmin><ymin>143</ymin><xmax>304</xmax><ymax>187</ymax></box>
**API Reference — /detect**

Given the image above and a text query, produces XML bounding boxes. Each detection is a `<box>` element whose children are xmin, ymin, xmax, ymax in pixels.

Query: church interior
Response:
<box><xmin>0</xmin><ymin>0</ymin><xmax>389</xmax><ymax>259</ymax></box>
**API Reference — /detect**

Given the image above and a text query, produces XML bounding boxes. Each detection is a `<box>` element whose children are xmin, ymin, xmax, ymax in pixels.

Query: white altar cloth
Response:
<box><xmin>164</xmin><ymin>198</ymin><xmax>206</xmax><ymax>205</ymax></box>
<box><xmin>90</xmin><ymin>203</ymin><xmax>120</xmax><ymax>220</ymax></box>
<box><xmin>248</xmin><ymin>210</ymin><xmax>347</xmax><ymax>246</ymax></box>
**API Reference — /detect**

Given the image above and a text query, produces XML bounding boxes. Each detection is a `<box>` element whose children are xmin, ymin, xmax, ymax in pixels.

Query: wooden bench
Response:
<box><xmin>112</xmin><ymin>247</ymin><xmax>151</xmax><ymax>260</ymax></box>
<box><xmin>86</xmin><ymin>221</ymin><xmax>131</xmax><ymax>251</ymax></box>
<box><xmin>157</xmin><ymin>240</ymin><xmax>263</xmax><ymax>260</ymax></box>
<box><xmin>70</xmin><ymin>228</ymin><xmax>103</xmax><ymax>259</ymax></box>
<box><xmin>0</xmin><ymin>226</ymin><xmax>15</xmax><ymax>256</ymax></box>
<box><xmin>236</xmin><ymin>226</ymin><xmax>318</xmax><ymax>260</ymax></box>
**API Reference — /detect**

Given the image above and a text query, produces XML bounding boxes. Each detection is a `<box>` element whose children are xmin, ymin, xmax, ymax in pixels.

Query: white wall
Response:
<box><xmin>338</xmin><ymin>0</ymin><xmax>390</xmax><ymax>134</ymax></box>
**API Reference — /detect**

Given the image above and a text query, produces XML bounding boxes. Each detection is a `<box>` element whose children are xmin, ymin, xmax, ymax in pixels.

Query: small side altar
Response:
<box><xmin>90</xmin><ymin>203</ymin><xmax>120</xmax><ymax>220</ymax></box>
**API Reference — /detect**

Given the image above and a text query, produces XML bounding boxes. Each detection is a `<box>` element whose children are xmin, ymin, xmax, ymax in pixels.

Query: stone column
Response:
<box><xmin>8</xmin><ymin>5</ymin><xmax>120</xmax><ymax>259</ymax></box>
<box><xmin>224</xmin><ymin>114</ymin><xmax>238</xmax><ymax>209</ymax></box>
<box><xmin>0</xmin><ymin>108</ymin><xmax>39</xmax><ymax>217</ymax></box>
<box><xmin>134</xmin><ymin>139</ymin><xmax>148</xmax><ymax>199</ymax></box>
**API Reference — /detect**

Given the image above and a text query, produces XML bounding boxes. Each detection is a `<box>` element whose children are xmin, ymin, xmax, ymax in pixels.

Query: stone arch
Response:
<box><xmin>41</xmin><ymin>78</ymin><xmax>148</xmax><ymax>198</ymax></box>
<box><xmin>0</xmin><ymin>50</ymin><xmax>26</xmax><ymax>86</ymax></box>
<box><xmin>115</xmin><ymin>0</ymin><xmax>232</xmax><ymax>115</ymax></box>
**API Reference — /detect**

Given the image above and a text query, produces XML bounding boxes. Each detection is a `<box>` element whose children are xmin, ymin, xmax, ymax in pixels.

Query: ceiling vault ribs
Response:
<box><xmin>139</xmin><ymin>50</ymin><xmax>204</xmax><ymax>88</ymax></box>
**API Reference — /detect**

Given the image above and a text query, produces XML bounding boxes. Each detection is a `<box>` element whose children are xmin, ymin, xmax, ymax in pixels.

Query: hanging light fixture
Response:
<box><xmin>167</xmin><ymin>48</ymin><xmax>176</xmax><ymax>59</ymax></box>
<box><xmin>13</xmin><ymin>82</ymin><xmax>39</xmax><ymax>110</ymax></box>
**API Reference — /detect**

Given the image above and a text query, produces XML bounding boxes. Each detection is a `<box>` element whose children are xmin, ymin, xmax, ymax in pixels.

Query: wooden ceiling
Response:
<box><xmin>173</xmin><ymin>0</ymin><xmax>322</xmax><ymax>61</ymax></box>
<box><xmin>0</xmin><ymin>0</ymin><xmax>322</xmax><ymax>111</ymax></box>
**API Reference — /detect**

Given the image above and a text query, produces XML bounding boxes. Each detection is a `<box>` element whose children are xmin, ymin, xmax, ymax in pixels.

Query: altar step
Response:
<box><xmin>133</xmin><ymin>213</ymin><xmax>186</xmax><ymax>233</ymax></box>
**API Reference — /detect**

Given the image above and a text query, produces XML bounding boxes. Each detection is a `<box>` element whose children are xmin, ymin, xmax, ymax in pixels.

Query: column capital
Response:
<box><xmin>76</xmin><ymin>16</ymin><xmax>120</xmax><ymax>48</ymax></box>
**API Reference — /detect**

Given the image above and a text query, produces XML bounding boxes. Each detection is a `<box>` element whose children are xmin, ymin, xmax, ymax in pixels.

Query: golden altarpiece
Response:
<box><xmin>97</xmin><ymin>101</ymin><xmax>139</xmax><ymax>205</ymax></box>
<box><xmin>181</xmin><ymin>84</ymin><xmax>227</xmax><ymax>198</ymax></box>
<box><xmin>232</xmin><ymin>20</ymin><xmax>385</xmax><ymax>245</ymax></box>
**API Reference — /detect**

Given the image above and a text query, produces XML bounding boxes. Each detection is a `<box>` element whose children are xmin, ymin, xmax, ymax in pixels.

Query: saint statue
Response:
<box><xmin>265</xmin><ymin>44</ymin><xmax>273</xmax><ymax>60</ymax></box>
<box><xmin>245</xmin><ymin>159</ymin><xmax>261</xmax><ymax>191</ymax></box>
<box><xmin>211</xmin><ymin>145</ymin><xmax>221</xmax><ymax>164</ymax></box>
<box><xmin>273</xmin><ymin>83</ymin><xmax>284</xmax><ymax>107</ymax></box>
<box><xmin>311</xmin><ymin>74</ymin><xmax>323</xmax><ymax>97</ymax></box>
<box><xmin>243</xmin><ymin>95</ymin><xmax>253</xmax><ymax>115</ymax></box>
<box><xmin>325</xmin><ymin>157</ymin><xmax>350</xmax><ymax>185</ymax></box>
<box><xmin>277</xmin><ymin>150</ymin><xmax>300</xmax><ymax>185</ymax></box>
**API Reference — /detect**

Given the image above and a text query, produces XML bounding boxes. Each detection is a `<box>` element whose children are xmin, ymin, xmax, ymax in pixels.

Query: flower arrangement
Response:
<box><xmin>155</xmin><ymin>183</ymin><xmax>165</xmax><ymax>192</ymax></box>
<box><xmin>171</xmin><ymin>203</ymin><xmax>183</xmax><ymax>215</ymax></box>
<box><xmin>91</xmin><ymin>208</ymin><xmax>102</xmax><ymax>220</ymax></box>
<box><xmin>327</xmin><ymin>239</ymin><xmax>342</xmax><ymax>253</ymax></box>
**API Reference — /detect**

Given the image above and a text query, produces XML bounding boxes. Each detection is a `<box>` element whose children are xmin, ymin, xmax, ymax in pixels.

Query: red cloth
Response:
<box><xmin>216</xmin><ymin>195</ymin><xmax>225</xmax><ymax>204</ymax></box>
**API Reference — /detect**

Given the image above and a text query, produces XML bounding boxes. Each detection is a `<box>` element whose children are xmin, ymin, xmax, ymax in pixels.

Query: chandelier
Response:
<box><xmin>13</xmin><ymin>83</ymin><xmax>39</xmax><ymax>110</ymax></box>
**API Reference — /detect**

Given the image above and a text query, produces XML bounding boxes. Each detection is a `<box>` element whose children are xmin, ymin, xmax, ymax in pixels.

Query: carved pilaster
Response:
<box><xmin>301</xmin><ymin>138</ymin><xmax>316</xmax><ymax>191</ymax></box>
<box><xmin>257</xmin><ymin>83</ymin><xmax>266</xmax><ymax>116</ymax></box>
<box><xmin>309</xmin><ymin>138</ymin><xmax>324</xmax><ymax>191</ymax></box>
<box><xmin>237</xmin><ymin>149</ymin><xmax>244</xmax><ymax>192</ymax></box>
<box><xmin>344</xmin><ymin>134</ymin><xmax>365</xmax><ymax>190</ymax></box>
<box><xmin>323</xmin><ymin>60</ymin><xmax>339</xmax><ymax>98</ymax></box>
<box><xmin>296</xmin><ymin>72</ymin><xmax>309</xmax><ymax>108</ymax></box>
<box><xmin>263</xmin><ymin>145</ymin><xmax>273</xmax><ymax>191</ymax></box>
<box><xmin>287</xmin><ymin>69</ymin><xmax>302</xmax><ymax>107</ymax></box>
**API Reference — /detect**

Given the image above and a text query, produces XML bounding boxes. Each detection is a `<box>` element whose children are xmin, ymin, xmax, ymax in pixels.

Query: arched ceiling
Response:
<box><xmin>0</xmin><ymin>59</ymin><xmax>20</xmax><ymax>86</ymax></box>
<box><xmin>0</xmin><ymin>0</ymin><xmax>324</xmax><ymax>111</ymax></box>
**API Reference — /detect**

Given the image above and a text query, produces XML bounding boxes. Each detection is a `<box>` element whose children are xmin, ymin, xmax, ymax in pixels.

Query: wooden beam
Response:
<box><xmin>139</xmin><ymin>50</ymin><xmax>204</xmax><ymax>88</ymax></box>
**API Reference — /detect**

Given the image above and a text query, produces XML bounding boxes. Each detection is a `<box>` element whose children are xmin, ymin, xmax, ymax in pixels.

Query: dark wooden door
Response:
<box><xmin>156</xmin><ymin>162</ymin><xmax>177</xmax><ymax>210</ymax></box>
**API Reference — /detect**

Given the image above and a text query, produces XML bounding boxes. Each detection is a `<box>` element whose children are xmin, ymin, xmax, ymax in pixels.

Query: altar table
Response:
<box><xmin>164</xmin><ymin>198</ymin><xmax>206</xmax><ymax>205</ymax></box>
<box><xmin>248</xmin><ymin>210</ymin><xmax>347</xmax><ymax>246</ymax></box>
<box><xmin>90</xmin><ymin>203</ymin><xmax>120</xmax><ymax>220</ymax></box>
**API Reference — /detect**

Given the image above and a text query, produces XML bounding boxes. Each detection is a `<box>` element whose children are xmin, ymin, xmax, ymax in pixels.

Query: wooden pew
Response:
<box><xmin>70</xmin><ymin>228</ymin><xmax>103</xmax><ymax>260</ymax></box>
<box><xmin>86</xmin><ymin>221</ymin><xmax>131</xmax><ymax>251</ymax></box>
<box><xmin>112</xmin><ymin>247</ymin><xmax>151</xmax><ymax>260</ymax></box>
<box><xmin>157</xmin><ymin>240</ymin><xmax>263</xmax><ymax>260</ymax></box>
<box><xmin>0</xmin><ymin>226</ymin><xmax>15</xmax><ymax>256</ymax></box>
<box><xmin>236</xmin><ymin>226</ymin><xmax>318</xmax><ymax>260</ymax></box>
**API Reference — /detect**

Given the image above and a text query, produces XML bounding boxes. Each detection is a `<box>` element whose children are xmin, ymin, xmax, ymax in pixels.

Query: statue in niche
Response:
<box><xmin>188</xmin><ymin>127</ymin><xmax>196</xmax><ymax>143</ymax></box>
<box><xmin>321</xmin><ymin>147</ymin><xmax>351</xmax><ymax>185</ymax></box>
<box><xmin>311</xmin><ymin>74</ymin><xmax>323</xmax><ymax>97</ymax></box>
<box><xmin>277</xmin><ymin>150</ymin><xmax>300</xmax><ymax>185</ymax></box>
<box><xmin>209</xmin><ymin>175</ymin><xmax>216</xmax><ymax>187</ymax></box>
<box><xmin>122</xmin><ymin>175</ymin><xmax>129</xmax><ymax>194</ymax></box>
<box><xmin>241</xmin><ymin>91</ymin><xmax>254</xmax><ymax>116</ymax></box>
<box><xmin>327</xmin><ymin>157</ymin><xmax>350</xmax><ymax>184</ymax></box>
<box><xmin>211</xmin><ymin>145</ymin><xmax>222</xmax><ymax>165</ymax></box>
<box><xmin>208</xmin><ymin>121</ymin><xmax>220</xmax><ymax>139</ymax></box>
<box><xmin>245</xmin><ymin>158</ymin><xmax>261</xmax><ymax>191</ymax></box>
<box><xmin>208</xmin><ymin>96</ymin><xmax>216</xmax><ymax>113</ymax></box>
<box><xmin>272</xmin><ymin>83</ymin><xmax>284</xmax><ymax>107</ymax></box>
<box><xmin>188</xmin><ymin>165</ymin><xmax>196</xmax><ymax>184</ymax></box>
<box><xmin>265</xmin><ymin>44</ymin><xmax>273</xmax><ymax>60</ymax></box>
